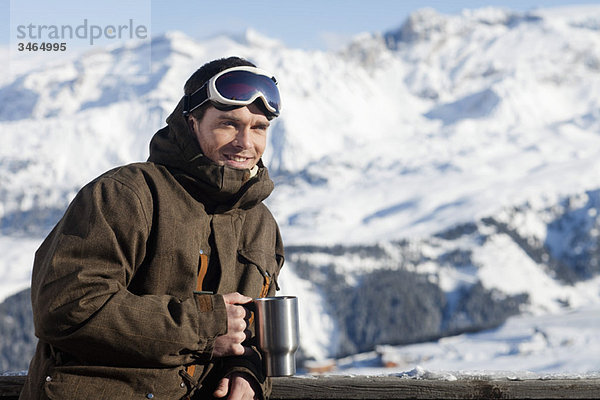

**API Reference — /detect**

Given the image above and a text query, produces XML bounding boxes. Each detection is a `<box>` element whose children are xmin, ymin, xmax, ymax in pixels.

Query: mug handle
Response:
<box><xmin>242</xmin><ymin>300</ymin><xmax>256</xmax><ymax>313</ymax></box>
<box><xmin>242</xmin><ymin>301</ymin><xmax>256</xmax><ymax>325</ymax></box>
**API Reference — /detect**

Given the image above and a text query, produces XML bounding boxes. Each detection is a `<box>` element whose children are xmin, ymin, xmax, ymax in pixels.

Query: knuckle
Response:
<box><xmin>234</xmin><ymin>306</ymin><xmax>243</xmax><ymax>317</ymax></box>
<box><xmin>234</xmin><ymin>344</ymin><xmax>245</xmax><ymax>356</ymax></box>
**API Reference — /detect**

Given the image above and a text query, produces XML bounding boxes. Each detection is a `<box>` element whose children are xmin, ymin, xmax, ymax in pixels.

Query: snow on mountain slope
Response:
<box><xmin>278</xmin><ymin>189</ymin><xmax>600</xmax><ymax>361</ymax></box>
<box><xmin>271</xmin><ymin>6</ymin><xmax>600</xmax><ymax>245</ymax></box>
<box><xmin>334</xmin><ymin>304</ymin><xmax>600</xmax><ymax>375</ymax></box>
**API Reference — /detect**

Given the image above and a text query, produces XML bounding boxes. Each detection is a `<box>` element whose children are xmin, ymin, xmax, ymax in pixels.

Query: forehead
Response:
<box><xmin>205</xmin><ymin>103</ymin><xmax>270</xmax><ymax>123</ymax></box>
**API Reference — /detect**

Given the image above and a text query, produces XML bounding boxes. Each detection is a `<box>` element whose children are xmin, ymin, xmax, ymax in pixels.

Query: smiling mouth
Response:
<box><xmin>226</xmin><ymin>154</ymin><xmax>251</xmax><ymax>162</ymax></box>
<box><xmin>225</xmin><ymin>154</ymin><xmax>252</xmax><ymax>164</ymax></box>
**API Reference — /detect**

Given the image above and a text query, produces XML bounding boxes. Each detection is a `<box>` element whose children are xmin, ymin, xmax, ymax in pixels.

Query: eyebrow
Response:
<box><xmin>216</xmin><ymin>114</ymin><xmax>242</xmax><ymax>122</ymax></box>
<box><xmin>217</xmin><ymin>114</ymin><xmax>270</xmax><ymax>127</ymax></box>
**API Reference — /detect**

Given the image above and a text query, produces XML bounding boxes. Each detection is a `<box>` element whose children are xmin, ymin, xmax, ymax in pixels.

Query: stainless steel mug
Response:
<box><xmin>252</xmin><ymin>296</ymin><xmax>299</xmax><ymax>376</ymax></box>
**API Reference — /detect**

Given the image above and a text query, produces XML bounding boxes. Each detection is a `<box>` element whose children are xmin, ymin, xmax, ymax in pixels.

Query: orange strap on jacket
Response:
<box><xmin>259</xmin><ymin>275</ymin><xmax>270</xmax><ymax>298</ymax></box>
<box><xmin>187</xmin><ymin>253</ymin><xmax>208</xmax><ymax>378</ymax></box>
<box><xmin>249</xmin><ymin>274</ymin><xmax>271</xmax><ymax>326</ymax></box>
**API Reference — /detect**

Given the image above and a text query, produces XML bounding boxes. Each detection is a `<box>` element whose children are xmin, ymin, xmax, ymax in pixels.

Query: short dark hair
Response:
<box><xmin>184</xmin><ymin>56</ymin><xmax>256</xmax><ymax>121</ymax></box>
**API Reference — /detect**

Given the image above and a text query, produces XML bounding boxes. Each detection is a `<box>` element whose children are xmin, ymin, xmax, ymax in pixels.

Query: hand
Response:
<box><xmin>213</xmin><ymin>292</ymin><xmax>253</xmax><ymax>358</ymax></box>
<box><xmin>213</xmin><ymin>372</ymin><xmax>258</xmax><ymax>400</ymax></box>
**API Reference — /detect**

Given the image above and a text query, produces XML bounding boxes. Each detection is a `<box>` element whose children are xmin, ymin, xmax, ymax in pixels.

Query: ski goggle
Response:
<box><xmin>182</xmin><ymin>66</ymin><xmax>281</xmax><ymax>118</ymax></box>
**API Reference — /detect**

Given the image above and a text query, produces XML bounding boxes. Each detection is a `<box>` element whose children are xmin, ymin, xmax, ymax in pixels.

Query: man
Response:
<box><xmin>20</xmin><ymin>56</ymin><xmax>285</xmax><ymax>400</ymax></box>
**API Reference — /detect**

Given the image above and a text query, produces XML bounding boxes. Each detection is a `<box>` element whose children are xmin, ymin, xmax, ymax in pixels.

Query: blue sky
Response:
<box><xmin>150</xmin><ymin>0</ymin><xmax>599</xmax><ymax>50</ymax></box>
<box><xmin>2</xmin><ymin>0</ymin><xmax>599</xmax><ymax>50</ymax></box>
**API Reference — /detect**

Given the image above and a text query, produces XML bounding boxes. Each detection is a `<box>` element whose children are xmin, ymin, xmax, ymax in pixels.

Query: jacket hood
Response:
<box><xmin>148</xmin><ymin>98</ymin><xmax>275</xmax><ymax>211</ymax></box>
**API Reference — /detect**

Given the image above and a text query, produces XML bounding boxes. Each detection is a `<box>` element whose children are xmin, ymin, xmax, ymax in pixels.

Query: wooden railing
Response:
<box><xmin>2</xmin><ymin>374</ymin><xmax>600</xmax><ymax>399</ymax></box>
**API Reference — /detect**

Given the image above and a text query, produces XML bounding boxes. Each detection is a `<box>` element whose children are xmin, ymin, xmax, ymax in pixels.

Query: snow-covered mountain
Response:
<box><xmin>1</xmin><ymin>6</ymin><xmax>600</xmax><ymax>372</ymax></box>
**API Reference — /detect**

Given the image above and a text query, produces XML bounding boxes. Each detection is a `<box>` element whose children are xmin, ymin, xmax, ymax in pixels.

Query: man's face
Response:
<box><xmin>188</xmin><ymin>103</ymin><xmax>270</xmax><ymax>170</ymax></box>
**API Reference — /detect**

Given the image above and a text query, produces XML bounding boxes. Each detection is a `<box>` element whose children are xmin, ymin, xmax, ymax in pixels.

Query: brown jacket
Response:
<box><xmin>20</xmin><ymin>100</ymin><xmax>285</xmax><ymax>399</ymax></box>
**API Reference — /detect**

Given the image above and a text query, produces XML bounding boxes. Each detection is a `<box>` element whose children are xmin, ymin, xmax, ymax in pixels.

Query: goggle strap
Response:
<box><xmin>182</xmin><ymin>85</ymin><xmax>208</xmax><ymax>116</ymax></box>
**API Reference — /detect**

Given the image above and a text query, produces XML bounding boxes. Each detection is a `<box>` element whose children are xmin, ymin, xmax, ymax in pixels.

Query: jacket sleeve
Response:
<box><xmin>219</xmin><ymin>349</ymin><xmax>272</xmax><ymax>400</ymax></box>
<box><xmin>30</xmin><ymin>175</ymin><xmax>227</xmax><ymax>368</ymax></box>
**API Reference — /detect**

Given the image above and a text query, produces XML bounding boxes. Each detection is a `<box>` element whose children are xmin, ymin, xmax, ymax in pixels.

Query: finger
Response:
<box><xmin>223</xmin><ymin>292</ymin><xmax>250</xmax><ymax>305</ymax></box>
<box><xmin>213</xmin><ymin>377</ymin><xmax>230</xmax><ymax>398</ymax></box>
<box><xmin>226</xmin><ymin>303</ymin><xmax>246</xmax><ymax>321</ymax></box>
<box><xmin>233</xmin><ymin>304</ymin><xmax>248</xmax><ymax>319</ymax></box>
<box><xmin>230</xmin><ymin>342</ymin><xmax>248</xmax><ymax>356</ymax></box>
<box><xmin>232</xmin><ymin>292</ymin><xmax>253</xmax><ymax>304</ymax></box>
<box><xmin>227</xmin><ymin>373</ymin><xmax>256</xmax><ymax>400</ymax></box>
<box><xmin>239</xmin><ymin>316</ymin><xmax>249</xmax><ymax>331</ymax></box>
<box><xmin>228</xmin><ymin>314</ymin><xmax>248</xmax><ymax>334</ymax></box>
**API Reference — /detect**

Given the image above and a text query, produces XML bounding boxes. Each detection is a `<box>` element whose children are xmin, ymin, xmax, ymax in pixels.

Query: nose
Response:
<box><xmin>233</xmin><ymin>126</ymin><xmax>252</xmax><ymax>149</ymax></box>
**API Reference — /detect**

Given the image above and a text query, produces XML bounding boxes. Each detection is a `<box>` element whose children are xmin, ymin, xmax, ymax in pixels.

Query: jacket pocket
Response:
<box><xmin>237</xmin><ymin>249</ymin><xmax>281</xmax><ymax>299</ymax></box>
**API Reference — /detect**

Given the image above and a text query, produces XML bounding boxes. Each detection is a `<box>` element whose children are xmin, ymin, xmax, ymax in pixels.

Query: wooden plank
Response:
<box><xmin>2</xmin><ymin>374</ymin><xmax>600</xmax><ymax>399</ymax></box>
<box><xmin>0</xmin><ymin>376</ymin><xmax>24</xmax><ymax>400</ymax></box>
<box><xmin>270</xmin><ymin>376</ymin><xmax>600</xmax><ymax>399</ymax></box>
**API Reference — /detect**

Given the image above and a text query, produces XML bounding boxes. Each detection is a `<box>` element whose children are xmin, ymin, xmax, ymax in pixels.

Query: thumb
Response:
<box><xmin>224</xmin><ymin>292</ymin><xmax>252</xmax><ymax>305</ymax></box>
<box><xmin>213</xmin><ymin>376</ymin><xmax>230</xmax><ymax>398</ymax></box>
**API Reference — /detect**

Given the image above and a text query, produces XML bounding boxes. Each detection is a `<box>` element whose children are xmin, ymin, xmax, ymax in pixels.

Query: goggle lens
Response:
<box><xmin>215</xmin><ymin>70</ymin><xmax>281</xmax><ymax>115</ymax></box>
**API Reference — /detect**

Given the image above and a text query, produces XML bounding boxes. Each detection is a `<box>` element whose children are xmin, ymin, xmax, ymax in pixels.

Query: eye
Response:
<box><xmin>254</xmin><ymin>123</ymin><xmax>269</xmax><ymax>132</ymax></box>
<box><xmin>221</xmin><ymin>120</ymin><xmax>237</xmax><ymax>128</ymax></box>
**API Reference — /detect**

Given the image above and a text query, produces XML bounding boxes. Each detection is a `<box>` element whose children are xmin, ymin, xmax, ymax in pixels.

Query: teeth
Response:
<box><xmin>229</xmin><ymin>155</ymin><xmax>248</xmax><ymax>162</ymax></box>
